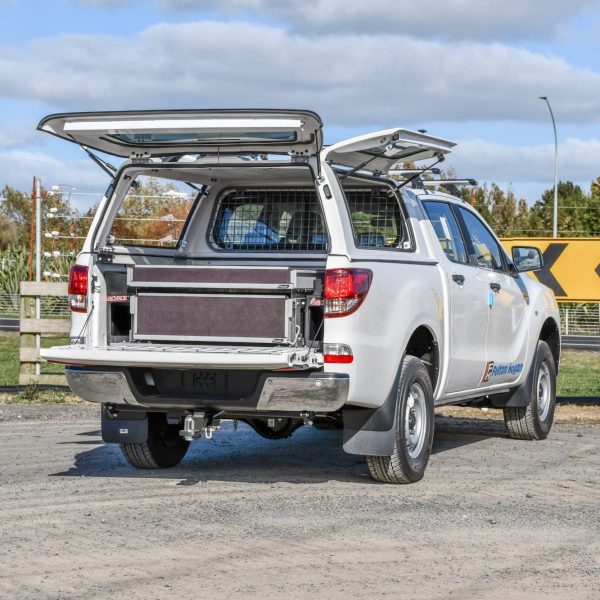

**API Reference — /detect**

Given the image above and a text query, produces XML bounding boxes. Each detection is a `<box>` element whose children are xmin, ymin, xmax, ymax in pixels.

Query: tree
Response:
<box><xmin>586</xmin><ymin>177</ymin><xmax>600</xmax><ymax>236</ymax></box>
<box><xmin>0</xmin><ymin>184</ymin><xmax>80</xmax><ymax>249</ymax></box>
<box><xmin>528</xmin><ymin>181</ymin><xmax>588</xmax><ymax>237</ymax></box>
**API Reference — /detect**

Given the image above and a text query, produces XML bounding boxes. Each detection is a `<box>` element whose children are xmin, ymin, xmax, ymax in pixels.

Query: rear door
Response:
<box><xmin>38</xmin><ymin>109</ymin><xmax>323</xmax><ymax>158</ymax></box>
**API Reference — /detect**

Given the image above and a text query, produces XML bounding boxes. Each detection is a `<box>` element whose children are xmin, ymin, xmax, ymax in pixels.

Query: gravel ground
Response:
<box><xmin>0</xmin><ymin>404</ymin><xmax>598</xmax><ymax>600</ymax></box>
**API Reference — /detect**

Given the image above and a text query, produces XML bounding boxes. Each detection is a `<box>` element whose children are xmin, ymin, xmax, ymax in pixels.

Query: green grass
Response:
<box><xmin>0</xmin><ymin>332</ymin><xmax>19</xmax><ymax>386</ymax></box>
<box><xmin>0</xmin><ymin>332</ymin><xmax>598</xmax><ymax>401</ymax></box>
<box><xmin>557</xmin><ymin>350</ymin><xmax>600</xmax><ymax>397</ymax></box>
<box><xmin>0</xmin><ymin>332</ymin><xmax>67</xmax><ymax>386</ymax></box>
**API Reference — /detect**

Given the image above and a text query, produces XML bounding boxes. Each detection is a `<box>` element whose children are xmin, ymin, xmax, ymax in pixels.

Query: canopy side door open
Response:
<box><xmin>321</xmin><ymin>128</ymin><xmax>456</xmax><ymax>175</ymax></box>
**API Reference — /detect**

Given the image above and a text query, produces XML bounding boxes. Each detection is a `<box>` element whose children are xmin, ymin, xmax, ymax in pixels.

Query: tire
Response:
<box><xmin>365</xmin><ymin>356</ymin><xmax>435</xmax><ymax>484</ymax></box>
<box><xmin>504</xmin><ymin>340</ymin><xmax>556</xmax><ymax>441</ymax></box>
<box><xmin>246</xmin><ymin>418</ymin><xmax>302</xmax><ymax>440</ymax></box>
<box><xmin>120</xmin><ymin>413</ymin><xmax>190</xmax><ymax>469</ymax></box>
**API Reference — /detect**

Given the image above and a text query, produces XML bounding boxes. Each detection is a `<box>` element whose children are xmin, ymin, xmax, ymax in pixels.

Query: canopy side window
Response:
<box><xmin>340</xmin><ymin>182</ymin><xmax>410</xmax><ymax>250</ymax></box>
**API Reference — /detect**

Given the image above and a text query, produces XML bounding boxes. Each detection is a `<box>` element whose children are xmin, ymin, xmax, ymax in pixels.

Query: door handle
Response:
<box><xmin>490</xmin><ymin>282</ymin><xmax>501</xmax><ymax>293</ymax></box>
<box><xmin>452</xmin><ymin>274</ymin><xmax>465</xmax><ymax>285</ymax></box>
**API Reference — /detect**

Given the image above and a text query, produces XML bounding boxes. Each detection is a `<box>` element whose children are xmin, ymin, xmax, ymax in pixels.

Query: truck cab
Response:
<box><xmin>40</xmin><ymin>109</ymin><xmax>560</xmax><ymax>483</ymax></box>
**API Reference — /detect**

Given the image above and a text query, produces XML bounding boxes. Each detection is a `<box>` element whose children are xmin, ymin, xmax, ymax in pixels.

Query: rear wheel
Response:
<box><xmin>504</xmin><ymin>340</ymin><xmax>556</xmax><ymax>440</ymax></box>
<box><xmin>120</xmin><ymin>413</ymin><xmax>190</xmax><ymax>469</ymax></box>
<box><xmin>366</xmin><ymin>356</ymin><xmax>435</xmax><ymax>484</ymax></box>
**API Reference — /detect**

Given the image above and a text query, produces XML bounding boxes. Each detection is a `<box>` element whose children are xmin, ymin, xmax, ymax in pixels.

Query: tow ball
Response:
<box><xmin>179</xmin><ymin>412</ymin><xmax>221</xmax><ymax>441</ymax></box>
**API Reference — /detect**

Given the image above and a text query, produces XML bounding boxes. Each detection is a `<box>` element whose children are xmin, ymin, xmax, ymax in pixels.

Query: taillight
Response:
<box><xmin>323</xmin><ymin>343</ymin><xmax>354</xmax><ymax>364</ymax></box>
<box><xmin>68</xmin><ymin>265</ymin><xmax>88</xmax><ymax>313</ymax></box>
<box><xmin>324</xmin><ymin>268</ymin><xmax>372</xmax><ymax>317</ymax></box>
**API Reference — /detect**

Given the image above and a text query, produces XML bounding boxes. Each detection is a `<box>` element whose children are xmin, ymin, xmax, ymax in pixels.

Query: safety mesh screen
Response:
<box><xmin>210</xmin><ymin>188</ymin><xmax>328</xmax><ymax>252</ymax></box>
<box><xmin>344</xmin><ymin>187</ymin><xmax>406</xmax><ymax>248</ymax></box>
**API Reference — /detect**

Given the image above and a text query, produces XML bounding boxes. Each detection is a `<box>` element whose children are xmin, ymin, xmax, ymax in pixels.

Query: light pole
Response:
<box><xmin>538</xmin><ymin>96</ymin><xmax>559</xmax><ymax>238</ymax></box>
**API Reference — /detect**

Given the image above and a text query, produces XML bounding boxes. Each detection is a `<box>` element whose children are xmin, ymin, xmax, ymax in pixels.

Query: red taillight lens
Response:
<box><xmin>324</xmin><ymin>268</ymin><xmax>372</xmax><ymax>317</ymax></box>
<box><xmin>323</xmin><ymin>343</ymin><xmax>354</xmax><ymax>363</ymax></box>
<box><xmin>68</xmin><ymin>265</ymin><xmax>88</xmax><ymax>313</ymax></box>
<box><xmin>324</xmin><ymin>354</ymin><xmax>354</xmax><ymax>364</ymax></box>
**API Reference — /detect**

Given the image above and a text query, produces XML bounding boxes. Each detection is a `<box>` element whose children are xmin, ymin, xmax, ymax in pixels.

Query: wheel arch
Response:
<box><xmin>539</xmin><ymin>317</ymin><xmax>560</xmax><ymax>372</ymax></box>
<box><xmin>405</xmin><ymin>325</ymin><xmax>440</xmax><ymax>394</ymax></box>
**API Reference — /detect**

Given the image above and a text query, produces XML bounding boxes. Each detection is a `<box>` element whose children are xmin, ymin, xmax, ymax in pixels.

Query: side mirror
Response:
<box><xmin>511</xmin><ymin>246</ymin><xmax>543</xmax><ymax>272</ymax></box>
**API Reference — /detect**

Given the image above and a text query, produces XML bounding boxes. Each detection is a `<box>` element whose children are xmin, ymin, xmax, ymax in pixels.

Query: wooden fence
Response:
<box><xmin>19</xmin><ymin>281</ymin><xmax>70</xmax><ymax>386</ymax></box>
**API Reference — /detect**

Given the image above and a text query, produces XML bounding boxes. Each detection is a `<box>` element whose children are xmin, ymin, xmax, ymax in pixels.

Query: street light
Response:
<box><xmin>538</xmin><ymin>96</ymin><xmax>559</xmax><ymax>238</ymax></box>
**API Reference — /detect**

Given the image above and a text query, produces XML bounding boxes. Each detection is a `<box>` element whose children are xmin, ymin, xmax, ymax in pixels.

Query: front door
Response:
<box><xmin>456</xmin><ymin>207</ymin><xmax>528</xmax><ymax>387</ymax></box>
<box><xmin>422</xmin><ymin>200</ymin><xmax>489</xmax><ymax>393</ymax></box>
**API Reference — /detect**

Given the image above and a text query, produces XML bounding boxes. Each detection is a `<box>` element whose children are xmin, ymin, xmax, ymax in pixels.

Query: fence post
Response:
<box><xmin>19</xmin><ymin>281</ymin><xmax>69</xmax><ymax>386</ymax></box>
<box><xmin>565</xmin><ymin>309</ymin><xmax>569</xmax><ymax>336</ymax></box>
<box><xmin>19</xmin><ymin>293</ymin><xmax>37</xmax><ymax>383</ymax></box>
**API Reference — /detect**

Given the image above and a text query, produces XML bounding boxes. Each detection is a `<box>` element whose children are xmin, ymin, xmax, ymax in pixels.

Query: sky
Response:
<box><xmin>1</xmin><ymin>0</ymin><xmax>600</xmax><ymax>209</ymax></box>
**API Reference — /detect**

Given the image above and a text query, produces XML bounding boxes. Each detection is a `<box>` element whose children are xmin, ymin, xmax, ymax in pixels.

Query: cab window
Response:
<box><xmin>457</xmin><ymin>207</ymin><xmax>505</xmax><ymax>272</ymax></box>
<box><xmin>423</xmin><ymin>201</ymin><xmax>468</xmax><ymax>264</ymax></box>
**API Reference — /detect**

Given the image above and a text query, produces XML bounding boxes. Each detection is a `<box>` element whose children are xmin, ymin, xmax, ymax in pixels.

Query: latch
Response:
<box><xmin>288</xmin><ymin>351</ymin><xmax>323</xmax><ymax>370</ymax></box>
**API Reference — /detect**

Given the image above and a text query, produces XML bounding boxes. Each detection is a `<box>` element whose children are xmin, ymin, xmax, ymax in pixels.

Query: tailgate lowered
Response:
<box><xmin>41</xmin><ymin>344</ymin><xmax>323</xmax><ymax>370</ymax></box>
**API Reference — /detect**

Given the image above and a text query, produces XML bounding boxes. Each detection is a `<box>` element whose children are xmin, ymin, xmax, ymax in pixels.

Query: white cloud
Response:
<box><xmin>0</xmin><ymin>21</ymin><xmax>600</xmax><ymax>127</ymax></box>
<box><xmin>0</xmin><ymin>121</ymin><xmax>38</xmax><ymax>148</ymax></box>
<box><xmin>156</xmin><ymin>0</ymin><xmax>599</xmax><ymax>41</ymax></box>
<box><xmin>447</xmin><ymin>137</ymin><xmax>600</xmax><ymax>190</ymax></box>
<box><xmin>0</xmin><ymin>150</ymin><xmax>111</xmax><ymax>202</ymax></box>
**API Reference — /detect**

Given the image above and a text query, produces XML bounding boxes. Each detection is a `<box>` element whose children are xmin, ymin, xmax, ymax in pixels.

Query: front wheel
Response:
<box><xmin>366</xmin><ymin>356</ymin><xmax>435</xmax><ymax>484</ymax></box>
<box><xmin>504</xmin><ymin>340</ymin><xmax>556</xmax><ymax>440</ymax></box>
<box><xmin>120</xmin><ymin>413</ymin><xmax>190</xmax><ymax>469</ymax></box>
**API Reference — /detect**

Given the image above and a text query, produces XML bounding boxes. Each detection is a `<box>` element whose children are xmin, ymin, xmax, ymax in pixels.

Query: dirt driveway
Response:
<box><xmin>0</xmin><ymin>404</ymin><xmax>598</xmax><ymax>600</ymax></box>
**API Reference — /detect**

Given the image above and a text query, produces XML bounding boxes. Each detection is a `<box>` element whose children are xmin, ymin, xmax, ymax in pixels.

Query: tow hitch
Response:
<box><xmin>179</xmin><ymin>411</ymin><xmax>221</xmax><ymax>441</ymax></box>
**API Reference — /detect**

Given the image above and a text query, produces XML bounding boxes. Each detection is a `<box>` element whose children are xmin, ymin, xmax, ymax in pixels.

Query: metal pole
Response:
<box><xmin>35</xmin><ymin>177</ymin><xmax>41</xmax><ymax>283</ymax></box>
<box><xmin>34</xmin><ymin>177</ymin><xmax>42</xmax><ymax>376</ymax></box>
<box><xmin>539</xmin><ymin>96</ymin><xmax>559</xmax><ymax>238</ymax></box>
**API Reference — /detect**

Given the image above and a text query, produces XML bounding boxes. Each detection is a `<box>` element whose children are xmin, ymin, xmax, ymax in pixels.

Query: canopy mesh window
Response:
<box><xmin>210</xmin><ymin>188</ymin><xmax>328</xmax><ymax>252</ymax></box>
<box><xmin>344</xmin><ymin>187</ymin><xmax>406</xmax><ymax>248</ymax></box>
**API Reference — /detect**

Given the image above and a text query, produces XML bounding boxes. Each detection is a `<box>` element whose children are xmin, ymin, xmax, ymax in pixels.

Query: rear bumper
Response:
<box><xmin>65</xmin><ymin>366</ymin><xmax>349</xmax><ymax>413</ymax></box>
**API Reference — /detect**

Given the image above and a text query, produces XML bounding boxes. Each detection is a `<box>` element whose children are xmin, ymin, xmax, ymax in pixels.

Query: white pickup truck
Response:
<box><xmin>40</xmin><ymin>109</ymin><xmax>560</xmax><ymax>484</ymax></box>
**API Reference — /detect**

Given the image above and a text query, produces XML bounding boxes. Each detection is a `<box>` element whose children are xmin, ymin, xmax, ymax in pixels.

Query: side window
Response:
<box><xmin>423</xmin><ymin>201</ymin><xmax>468</xmax><ymax>264</ymax></box>
<box><xmin>344</xmin><ymin>187</ymin><xmax>408</xmax><ymax>249</ymax></box>
<box><xmin>109</xmin><ymin>176</ymin><xmax>196</xmax><ymax>248</ymax></box>
<box><xmin>458</xmin><ymin>208</ymin><xmax>505</xmax><ymax>272</ymax></box>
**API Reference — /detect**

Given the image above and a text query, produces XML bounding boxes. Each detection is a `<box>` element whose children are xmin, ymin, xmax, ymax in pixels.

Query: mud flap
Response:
<box><xmin>489</xmin><ymin>354</ymin><xmax>537</xmax><ymax>408</ymax></box>
<box><xmin>342</xmin><ymin>362</ymin><xmax>402</xmax><ymax>457</ymax></box>
<box><xmin>101</xmin><ymin>409</ymin><xmax>148</xmax><ymax>443</ymax></box>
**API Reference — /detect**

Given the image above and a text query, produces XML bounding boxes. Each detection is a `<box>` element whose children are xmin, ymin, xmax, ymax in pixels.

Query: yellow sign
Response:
<box><xmin>500</xmin><ymin>238</ymin><xmax>600</xmax><ymax>303</ymax></box>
